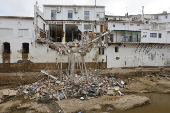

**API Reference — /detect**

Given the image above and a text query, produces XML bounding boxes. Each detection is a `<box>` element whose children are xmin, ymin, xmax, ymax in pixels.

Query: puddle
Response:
<box><xmin>84</xmin><ymin>93</ymin><xmax>170</xmax><ymax>113</ymax></box>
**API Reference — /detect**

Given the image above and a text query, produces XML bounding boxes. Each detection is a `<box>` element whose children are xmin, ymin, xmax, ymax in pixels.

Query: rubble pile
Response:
<box><xmin>4</xmin><ymin>70</ymin><xmax>125</xmax><ymax>103</ymax></box>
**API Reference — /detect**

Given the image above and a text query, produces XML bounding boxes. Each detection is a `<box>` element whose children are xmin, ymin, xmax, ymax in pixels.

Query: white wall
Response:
<box><xmin>43</xmin><ymin>6</ymin><xmax>105</xmax><ymax>21</ymax></box>
<box><xmin>106</xmin><ymin>44</ymin><xmax>170</xmax><ymax>68</ymax></box>
<box><xmin>108</xmin><ymin>21</ymin><xmax>146</xmax><ymax>31</ymax></box>
<box><xmin>141</xmin><ymin>30</ymin><xmax>168</xmax><ymax>43</ymax></box>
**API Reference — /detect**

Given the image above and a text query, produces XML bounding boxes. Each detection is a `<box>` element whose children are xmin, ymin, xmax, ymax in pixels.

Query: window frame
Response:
<box><xmin>51</xmin><ymin>10</ymin><xmax>56</xmax><ymax>20</ymax></box>
<box><xmin>150</xmin><ymin>33</ymin><xmax>157</xmax><ymax>38</ymax></box>
<box><xmin>68</xmin><ymin>10</ymin><xmax>73</xmax><ymax>20</ymax></box>
<box><xmin>115</xmin><ymin>47</ymin><xmax>119</xmax><ymax>52</ymax></box>
<box><xmin>84</xmin><ymin>11</ymin><xmax>90</xmax><ymax>20</ymax></box>
<box><xmin>158</xmin><ymin>33</ymin><xmax>162</xmax><ymax>38</ymax></box>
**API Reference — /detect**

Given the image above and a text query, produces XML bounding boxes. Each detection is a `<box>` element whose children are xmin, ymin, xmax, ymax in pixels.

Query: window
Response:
<box><xmin>110</xmin><ymin>34</ymin><xmax>114</xmax><ymax>42</ymax></box>
<box><xmin>146</xmin><ymin>21</ymin><xmax>149</xmax><ymax>24</ymax></box>
<box><xmin>18</xmin><ymin>29</ymin><xmax>28</xmax><ymax>37</ymax></box>
<box><xmin>165</xmin><ymin>15</ymin><xmax>168</xmax><ymax>19</ymax></box>
<box><xmin>143</xmin><ymin>32</ymin><xmax>147</xmax><ymax>38</ymax></box>
<box><xmin>113</xmin><ymin>24</ymin><xmax>115</xmax><ymax>27</ymax></box>
<box><xmin>130</xmin><ymin>24</ymin><xmax>133</xmax><ymax>26</ymax></box>
<box><xmin>68</xmin><ymin>10</ymin><xmax>73</xmax><ymax>20</ymax></box>
<box><xmin>115</xmin><ymin>47</ymin><xmax>119</xmax><ymax>52</ymax></box>
<box><xmin>119</xmin><ymin>18</ymin><xmax>122</xmax><ymax>20</ymax></box>
<box><xmin>51</xmin><ymin>10</ymin><xmax>56</xmax><ymax>20</ymax></box>
<box><xmin>150</xmin><ymin>33</ymin><xmax>157</xmax><ymax>38</ymax></box>
<box><xmin>0</xmin><ymin>28</ymin><xmax>13</xmax><ymax>37</ymax></box>
<box><xmin>99</xmin><ymin>47</ymin><xmax>104</xmax><ymax>55</ymax></box>
<box><xmin>113</xmin><ymin>18</ymin><xmax>116</xmax><ymax>20</ymax></box>
<box><xmin>84</xmin><ymin>11</ymin><xmax>90</xmax><ymax>20</ymax></box>
<box><xmin>123</xmin><ymin>23</ymin><xmax>125</xmax><ymax>25</ymax></box>
<box><xmin>158</xmin><ymin>33</ymin><xmax>162</xmax><ymax>38</ymax></box>
<box><xmin>154</xmin><ymin>16</ymin><xmax>158</xmax><ymax>19</ymax></box>
<box><xmin>137</xmin><ymin>24</ymin><xmax>140</xmax><ymax>26</ymax></box>
<box><xmin>84</xmin><ymin>25</ymin><xmax>91</xmax><ymax>30</ymax></box>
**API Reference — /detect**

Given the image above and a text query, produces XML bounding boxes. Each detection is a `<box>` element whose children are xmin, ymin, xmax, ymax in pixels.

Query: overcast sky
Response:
<box><xmin>0</xmin><ymin>0</ymin><xmax>170</xmax><ymax>17</ymax></box>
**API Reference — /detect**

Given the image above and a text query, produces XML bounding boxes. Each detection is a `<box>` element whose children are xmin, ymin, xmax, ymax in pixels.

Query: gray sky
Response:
<box><xmin>0</xmin><ymin>0</ymin><xmax>170</xmax><ymax>17</ymax></box>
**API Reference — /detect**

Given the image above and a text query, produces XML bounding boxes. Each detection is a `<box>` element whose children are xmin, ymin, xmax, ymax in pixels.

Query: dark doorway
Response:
<box><xmin>3</xmin><ymin>43</ymin><xmax>10</xmax><ymax>54</ymax></box>
<box><xmin>22</xmin><ymin>43</ymin><xmax>29</xmax><ymax>54</ymax></box>
<box><xmin>22</xmin><ymin>43</ymin><xmax>29</xmax><ymax>60</ymax></box>
<box><xmin>3</xmin><ymin>42</ymin><xmax>10</xmax><ymax>63</ymax></box>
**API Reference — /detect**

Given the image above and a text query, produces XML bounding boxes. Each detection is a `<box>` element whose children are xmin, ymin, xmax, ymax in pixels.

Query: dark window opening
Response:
<box><xmin>3</xmin><ymin>43</ymin><xmax>10</xmax><ymax>54</ymax></box>
<box><xmin>99</xmin><ymin>47</ymin><xmax>104</xmax><ymax>55</ymax></box>
<box><xmin>110</xmin><ymin>34</ymin><xmax>113</xmax><ymax>42</ymax></box>
<box><xmin>113</xmin><ymin>24</ymin><xmax>115</xmax><ymax>27</ymax></box>
<box><xmin>102</xmin><ymin>48</ymin><xmax>104</xmax><ymax>55</ymax></box>
<box><xmin>146</xmin><ymin>21</ymin><xmax>149</xmax><ymax>24</ymax></box>
<box><xmin>22</xmin><ymin>43</ymin><xmax>29</xmax><ymax>54</ymax></box>
<box><xmin>115</xmin><ymin>47</ymin><xmax>119</xmax><ymax>52</ymax></box>
<box><xmin>158</xmin><ymin>33</ymin><xmax>162</xmax><ymax>38</ymax></box>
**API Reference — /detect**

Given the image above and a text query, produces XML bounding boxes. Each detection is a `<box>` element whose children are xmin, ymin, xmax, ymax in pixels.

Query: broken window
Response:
<box><xmin>150</xmin><ymin>33</ymin><xmax>157</xmax><ymax>38</ymax></box>
<box><xmin>3</xmin><ymin>42</ymin><xmax>10</xmax><ymax>54</ymax></box>
<box><xmin>68</xmin><ymin>10</ymin><xmax>73</xmax><ymax>20</ymax></box>
<box><xmin>22</xmin><ymin>43</ymin><xmax>29</xmax><ymax>54</ymax></box>
<box><xmin>158</xmin><ymin>33</ymin><xmax>162</xmax><ymax>38</ymax></box>
<box><xmin>84</xmin><ymin>11</ymin><xmax>90</xmax><ymax>20</ymax></box>
<box><xmin>115</xmin><ymin>47</ymin><xmax>119</xmax><ymax>52</ymax></box>
<box><xmin>51</xmin><ymin>10</ymin><xmax>56</xmax><ymax>20</ymax></box>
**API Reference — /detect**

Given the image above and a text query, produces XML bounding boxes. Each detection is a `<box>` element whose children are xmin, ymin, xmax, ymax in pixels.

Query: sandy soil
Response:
<box><xmin>57</xmin><ymin>95</ymin><xmax>150</xmax><ymax>113</ymax></box>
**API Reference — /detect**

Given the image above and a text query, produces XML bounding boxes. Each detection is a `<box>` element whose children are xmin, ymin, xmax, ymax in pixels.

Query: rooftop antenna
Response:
<box><xmin>142</xmin><ymin>6</ymin><xmax>144</xmax><ymax>21</ymax></box>
<box><xmin>95</xmin><ymin>0</ymin><xmax>96</xmax><ymax>7</ymax></box>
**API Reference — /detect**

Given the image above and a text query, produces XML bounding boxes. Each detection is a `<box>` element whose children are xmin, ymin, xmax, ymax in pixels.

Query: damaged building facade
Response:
<box><xmin>106</xmin><ymin>8</ymin><xmax>170</xmax><ymax>68</ymax></box>
<box><xmin>0</xmin><ymin>4</ymin><xmax>170</xmax><ymax>70</ymax></box>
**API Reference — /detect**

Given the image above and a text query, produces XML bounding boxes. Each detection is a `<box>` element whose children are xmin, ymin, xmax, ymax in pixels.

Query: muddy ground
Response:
<box><xmin>0</xmin><ymin>68</ymin><xmax>170</xmax><ymax>113</ymax></box>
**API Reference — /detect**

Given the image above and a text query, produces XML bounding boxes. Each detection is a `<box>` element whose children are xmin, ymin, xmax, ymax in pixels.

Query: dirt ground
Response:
<box><xmin>57</xmin><ymin>95</ymin><xmax>150</xmax><ymax>113</ymax></box>
<box><xmin>0</xmin><ymin>68</ymin><xmax>170</xmax><ymax>113</ymax></box>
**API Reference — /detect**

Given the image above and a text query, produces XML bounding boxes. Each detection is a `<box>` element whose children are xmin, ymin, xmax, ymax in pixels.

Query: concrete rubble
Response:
<box><xmin>36</xmin><ymin>31</ymin><xmax>109</xmax><ymax>55</ymax></box>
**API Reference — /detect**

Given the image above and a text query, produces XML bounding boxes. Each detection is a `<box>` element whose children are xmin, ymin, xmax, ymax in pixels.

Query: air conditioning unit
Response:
<box><xmin>74</xmin><ymin>7</ymin><xmax>78</xmax><ymax>13</ymax></box>
<box><xmin>57</xmin><ymin>7</ymin><xmax>61</xmax><ymax>13</ymax></box>
<box><xmin>97</xmin><ymin>14</ymin><xmax>100</xmax><ymax>17</ymax></box>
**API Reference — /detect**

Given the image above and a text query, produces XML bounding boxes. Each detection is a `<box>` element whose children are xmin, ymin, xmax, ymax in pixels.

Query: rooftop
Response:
<box><xmin>43</xmin><ymin>4</ymin><xmax>105</xmax><ymax>8</ymax></box>
<box><xmin>0</xmin><ymin>16</ymin><xmax>34</xmax><ymax>20</ymax></box>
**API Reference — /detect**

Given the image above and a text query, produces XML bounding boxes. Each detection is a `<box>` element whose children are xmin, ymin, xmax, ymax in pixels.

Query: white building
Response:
<box><xmin>105</xmin><ymin>11</ymin><xmax>170</xmax><ymax>68</ymax></box>
<box><xmin>35</xmin><ymin>4</ymin><xmax>105</xmax><ymax>42</ymax></box>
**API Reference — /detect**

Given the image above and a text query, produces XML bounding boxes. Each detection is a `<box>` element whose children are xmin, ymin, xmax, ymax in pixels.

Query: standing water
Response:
<box><xmin>88</xmin><ymin>93</ymin><xmax>170</xmax><ymax>113</ymax></box>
